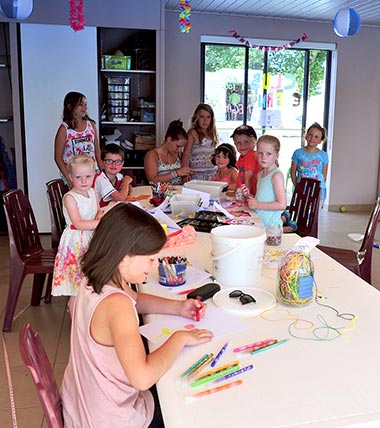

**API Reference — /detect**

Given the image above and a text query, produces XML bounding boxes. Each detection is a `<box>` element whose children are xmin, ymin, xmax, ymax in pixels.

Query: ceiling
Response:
<box><xmin>165</xmin><ymin>0</ymin><xmax>380</xmax><ymax>27</ymax></box>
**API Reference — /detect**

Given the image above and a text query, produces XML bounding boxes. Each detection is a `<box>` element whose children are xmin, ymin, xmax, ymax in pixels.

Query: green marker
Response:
<box><xmin>251</xmin><ymin>339</ymin><xmax>289</xmax><ymax>355</ymax></box>
<box><xmin>190</xmin><ymin>365</ymin><xmax>240</xmax><ymax>388</ymax></box>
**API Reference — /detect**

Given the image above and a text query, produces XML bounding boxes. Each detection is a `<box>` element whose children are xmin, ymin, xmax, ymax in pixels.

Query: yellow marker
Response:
<box><xmin>160</xmin><ymin>223</ymin><xmax>168</xmax><ymax>234</ymax></box>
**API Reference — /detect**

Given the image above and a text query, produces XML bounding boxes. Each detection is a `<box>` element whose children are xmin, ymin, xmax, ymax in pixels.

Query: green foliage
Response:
<box><xmin>205</xmin><ymin>45</ymin><xmax>327</xmax><ymax>97</ymax></box>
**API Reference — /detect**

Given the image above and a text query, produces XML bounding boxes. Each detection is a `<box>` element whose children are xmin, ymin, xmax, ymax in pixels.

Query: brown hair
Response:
<box><xmin>305</xmin><ymin>122</ymin><xmax>327</xmax><ymax>142</ymax></box>
<box><xmin>190</xmin><ymin>103</ymin><xmax>218</xmax><ymax>146</ymax></box>
<box><xmin>81</xmin><ymin>203</ymin><xmax>166</xmax><ymax>293</ymax></box>
<box><xmin>164</xmin><ymin>119</ymin><xmax>188</xmax><ymax>141</ymax></box>
<box><xmin>101</xmin><ymin>143</ymin><xmax>125</xmax><ymax>161</ymax></box>
<box><xmin>62</xmin><ymin>91</ymin><xmax>95</xmax><ymax>130</ymax></box>
<box><xmin>211</xmin><ymin>143</ymin><xmax>237</xmax><ymax>168</ymax></box>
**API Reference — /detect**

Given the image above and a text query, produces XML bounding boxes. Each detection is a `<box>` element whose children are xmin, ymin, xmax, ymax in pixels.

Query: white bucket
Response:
<box><xmin>211</xmin><ymin>225</ymin><xmax>266</xmax><ymax>287</ymax></box>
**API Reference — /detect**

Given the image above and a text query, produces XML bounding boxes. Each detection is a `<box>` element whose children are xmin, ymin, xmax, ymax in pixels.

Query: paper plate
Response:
<box><xmin>213</xmin><ymin>287</ymin><xmax>276</xmax><ymax>317</ymax></box>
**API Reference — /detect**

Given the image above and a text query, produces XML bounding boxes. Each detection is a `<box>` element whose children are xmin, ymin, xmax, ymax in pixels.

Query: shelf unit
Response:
<box><xmin>98</xmin><ymin>28</ymin><xmax>158</xmax><ymax>185</ymax></box>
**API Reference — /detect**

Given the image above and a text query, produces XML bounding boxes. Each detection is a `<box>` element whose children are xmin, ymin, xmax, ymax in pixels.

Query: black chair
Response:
<box><xmin>318</xmin><ymin>197</ymin><xmax>380</xmax><ymax>285</ymax></box>
<box><xmin>287</xmin><ymin>177</ymin><xmax>321</xmax><ymax>238</ymax></box>
<box><xmin>46</xmin><ymin>179</ymin><xmax>69</xmax><ymax>249</ymax></box>
<box><xmin>2</xmin><ymin>189</ymin><xmax>57</xmax><ymax>332</ymax></box>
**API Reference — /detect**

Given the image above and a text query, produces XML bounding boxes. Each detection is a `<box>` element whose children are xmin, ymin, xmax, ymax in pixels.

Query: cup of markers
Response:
<box><xmin>158</xmin><ymin>256</ymin><xmax>188</xmax><ymax>286</ymax></box>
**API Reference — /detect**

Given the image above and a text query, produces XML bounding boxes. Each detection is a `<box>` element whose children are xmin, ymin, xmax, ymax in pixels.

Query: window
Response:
<box><xmin>202</xmin><ymin>36</ymin><xmax>333</xmax><ymax>197</ymax></box>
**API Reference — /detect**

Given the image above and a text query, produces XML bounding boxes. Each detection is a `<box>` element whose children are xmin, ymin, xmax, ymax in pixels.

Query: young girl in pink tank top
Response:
<box><xmin>61</xmin><ymin>203</ymin><xmax>213</xmax><ymax>428</ymax></box>
<box><xmin>212</xmin><ymin>143</ymin><xmax>239</xmax><ymax>194</ymax></box>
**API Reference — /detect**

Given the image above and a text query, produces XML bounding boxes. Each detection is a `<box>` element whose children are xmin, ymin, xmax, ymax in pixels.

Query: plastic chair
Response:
<box><xmin>46</xmin><ymin>179</ymin><xmax>69</xmax><ymax>249</ymax></box>
<box><xmin>287</xmin><ymin>177</ymin><xmax>321</xmax><ymax>238</ymax></box>
<box><xmin>19</xmin><ymin>323</ymin><xmax>64</xmax><ymax>428</ymax></box>
<box><xmin>2</xmin><ymin>189</ymin><xmax>57</xmax><ymax>332</ymax></box>
<box><xmin>318</xmin><ymin>197</ymin><xmax>380</xmax><ymax>285</ymax></box>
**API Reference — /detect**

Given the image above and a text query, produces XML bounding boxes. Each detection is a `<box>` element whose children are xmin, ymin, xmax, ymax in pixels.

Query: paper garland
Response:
<box><xmin>229</xmin><ymin>30</ymin><xmax>308</xmax><ymax>52</ymax></box>
<box><xmin>70</xmin><ymin>0</ymin><xmax>85</xmax><ymax>32</ymax></box>
<box><xmin>179</xmin><ymin>0</ymin><xmax>191</xmax><ymax>33</ymax></box>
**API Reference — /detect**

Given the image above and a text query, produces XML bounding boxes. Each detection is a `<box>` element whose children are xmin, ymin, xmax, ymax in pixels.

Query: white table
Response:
<box><xmin>139</xmin><ymin>232</ymin><xmax>380</xmax><ymax>428</ymax></box>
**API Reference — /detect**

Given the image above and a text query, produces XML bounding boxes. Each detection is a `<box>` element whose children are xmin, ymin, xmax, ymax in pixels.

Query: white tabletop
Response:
<box><xmin>139</xmin><ymin>232</ymin><xmax>380</xmax><ymax>428</ymax></box>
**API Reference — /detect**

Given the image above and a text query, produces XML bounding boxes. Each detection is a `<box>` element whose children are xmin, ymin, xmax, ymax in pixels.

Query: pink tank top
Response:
<box><xmin>61</xmin><ymin>282</ymin><xmax>154</xmax><ymax>428</ymax></box>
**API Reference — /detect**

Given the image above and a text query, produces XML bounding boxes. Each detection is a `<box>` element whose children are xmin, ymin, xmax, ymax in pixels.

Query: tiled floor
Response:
<box><xmin>0</xmin><ymin>208</ymin><xmax>379</xmax><ymax>428</ymax></box>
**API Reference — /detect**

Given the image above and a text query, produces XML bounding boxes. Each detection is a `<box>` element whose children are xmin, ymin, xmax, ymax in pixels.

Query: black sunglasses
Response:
<box><xmin>229</xmin><ymin>289</ymin><xmax>256</xmax><ymax>305</ymax></box>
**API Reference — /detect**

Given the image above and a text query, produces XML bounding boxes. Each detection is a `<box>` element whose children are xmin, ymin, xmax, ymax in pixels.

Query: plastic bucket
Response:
<box><xmin>211</xmin><ymin>225</ymin><xmax>266</xmax><ymax>287</ymax></box>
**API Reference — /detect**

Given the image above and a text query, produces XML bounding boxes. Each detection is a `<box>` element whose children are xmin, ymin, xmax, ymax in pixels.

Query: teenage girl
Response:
<box><xmin>290</xmin><ymin>122</ymin><xmax>328</xmax><ymax>201</ymax></box>
<box><xmin>52</xmin><ymin>155</ymin><xmax>103</xmax><ymax>300</ymax></box>
<box><xmin>242</xmin><ymin>135</ymin><xmax>287</xmax><ymax>229</ymax></box>
<box><xmin>54</xmin><ymin>91</ymin><xmax>102</xmax><ymax>185</ymax></box>
<box><xmin>211</xmin><ymin>143</ymin><xmax>239</xmax><ymax>193</ymax></box>
<box><xmin>61</xmin><ymin>203</ymin><xmax>213</xmax><ymax>428</ymax></box>
<box><xmin>182</xmin><ymin>103</ymin><xmax>218</xmax><ymax>181</ymax></box>
<box><xmin>144</xmin><ymin>119</ymin><xmax>195</xmax><ymax>184</ymax></box>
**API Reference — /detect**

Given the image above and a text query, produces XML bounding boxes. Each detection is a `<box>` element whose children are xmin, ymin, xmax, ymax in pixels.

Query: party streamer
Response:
<box><xmin>229</xmin><ymin>30</ymin><xmax>308</xmax><ymax>52</ymax></box>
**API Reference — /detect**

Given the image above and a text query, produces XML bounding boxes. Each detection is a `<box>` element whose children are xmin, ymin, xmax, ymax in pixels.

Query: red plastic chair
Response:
<box><xmin>318</xmin><ymin>197</ymin><xmax>380</xmax><ymax>285</ymax></box>
<box><xmin>46</xmin><ymin>179</ymin><xmax>69</xmax><ymax>249</ymax></box>
<box><xmin>2</xmin><ymin>189</ymin><xmax>57</xmax><ymax>332</ymax></box>
<box><xmin>287</xmin><ymin>177</ymin><xmax>321</xmax><ymax>238</ymax></box>
<box><xmin>19</xmin><ymin>323</ymin><xmax>64</xmax><ymax>428</ymax></box>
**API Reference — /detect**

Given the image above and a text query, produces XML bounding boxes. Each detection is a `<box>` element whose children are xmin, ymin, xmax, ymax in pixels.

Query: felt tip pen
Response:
<box><xmin>214</xmin><ymin>364</ymin><xmax>254</xmax><ymax>383</ymax></box>
<box><xmin>195</xmin><ymin>296</ymin><xmax>201</xmax><ymax>322</ymax></box>
<box><xmin>193</xmin><ymin>360</ymin><xmax>240</xmax><ymax>381</ymax></box>
<box><xmin>188</xmin><ymin>353</ymin><xmax>214</xmax><ymax>378</ymax></box>
<box><xmin>210</xmin><ymin>342</ymin><xmax>229</xmax><ymax>367</ymax></box>
<box><xmin>233</xmin><ymin>339</ymin><xmax>275</xmax><ymax>353</ymax></box>
<box><xmin>180</xmin><ymin>353</ymin><xmax>210</xmax><ymax>378</ymax></box>
<box><xmin>177</xmin><ymin>288</ymin><xmax>197</xmax><ymax>295</ymax></box>
<box><xmin>190</xmin><ymin>380</ymin><xmax>243</xmax><ymax>399</ymax></box>
<box><xmin>190</xmin><ymin>365</ymin><xmax>240</xmax><ymax>388</ymax></box>
<box><xmin>251</xmin><ymin>339</ymin><xmax>289</xmax><ymax>355</ymax></box>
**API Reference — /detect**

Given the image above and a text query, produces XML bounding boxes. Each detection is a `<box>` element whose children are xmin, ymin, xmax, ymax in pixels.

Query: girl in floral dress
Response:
<box><xmin>53</xmin><ymin>155</ymin><xmax>102</xmax><ymax>303</ymax></box>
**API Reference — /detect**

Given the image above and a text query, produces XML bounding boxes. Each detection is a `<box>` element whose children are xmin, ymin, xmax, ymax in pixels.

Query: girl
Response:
<box><xmin>290</xmin><ymin>122</ymin><xmax>328</xmax><ymax>201</ymax></box>
<box><xmin>144</xmin><ymin>119</ymin><xmax>195</xmax><ymax>184</ymax></box>
<box><xmin>211</xmin><ymin>143</ymin><xmax>239</xmax><ymax>193</ymax></box>
<box><xmin>182</xmin><ymin>103</ymin><xmax>218</xmax><ymax>181</ymax></box>
<box><xmin>242</xmin><ymin>135</ymin><xmax>287</xmax><ymax>229</ymax></box>
<box><xmin>61</xmin><ymin>203</ymin><xmax>213</xmax><ymax>428</ymax></box>
<box><xmin>231</xmin><ymin>125</ymin><xmax>261</xmax><ymax>195</ymax></box>
<box><xmin>54</xmin><ymin>91</ymin><xmax>102</xmax><ymax>185</ymax></box>
<box><xmin>52</xmin><ymin>155</ymin><xmax>103</xmax><ymax>299</ymax></box>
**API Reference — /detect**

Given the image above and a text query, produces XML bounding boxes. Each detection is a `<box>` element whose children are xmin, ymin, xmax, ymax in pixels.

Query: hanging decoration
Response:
<box><xmin>0</xmin><ymin>0</ymin><xmax>33</xmax><ymax>20</ymax></box>
<box><xmin>179</xmin><ymin>0</ymin><xmax>191</xmax><ymax>33</ymax></box>
<box><xmin>229</xmin><ymin>30</ymin><xmax>308</xmax><ymax>52</ymax></box>
<box><xmin>333</xmin><ymin>7</ymin><xmax>361</xmax><ymax>37</ymax></box>
<box><xmin>69</xmin><ymin>0</ymin><xmax>85</xmax><ymax>32</ymax></box>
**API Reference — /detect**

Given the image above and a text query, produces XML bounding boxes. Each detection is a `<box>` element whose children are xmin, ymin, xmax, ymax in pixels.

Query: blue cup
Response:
<box><xmin>158</xmin><ymin>262</ymin><xmax>187</xmax><ymax>287</ymax></box>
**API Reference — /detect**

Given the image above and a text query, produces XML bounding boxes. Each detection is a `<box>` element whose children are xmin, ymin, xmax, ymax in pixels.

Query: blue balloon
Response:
<box><xmin>333</xmin><ymin>7</ymin><xmax>361</xmax><ymax>37</ymax></box>
<box><xmin>0</xmin><ymin>0</ymin><xmax>33</xmax><ymax>20</ymax></box>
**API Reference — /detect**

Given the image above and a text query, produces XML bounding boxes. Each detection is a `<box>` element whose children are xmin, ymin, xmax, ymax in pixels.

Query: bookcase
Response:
<box><xmin>98</xmin><ymin>28</ymin><xmax>158</xmax><ymax>185</ymax></box>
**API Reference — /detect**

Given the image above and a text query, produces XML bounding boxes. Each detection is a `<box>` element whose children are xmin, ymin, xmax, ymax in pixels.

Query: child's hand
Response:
<box><xmin>96</xmin><ymin>210</ymin><xmax>105</xmax><ymax>221</ymax></box>
<box><xmin>178</xmin><ymin>298</ymin><xmax>207</xmax><ymax>321</ymax></box>
<box><xmin>246</xmin><ymin>196</ymin><xmax>258</xmax><ymax>210</ymax></box>
<box><xmin>173</xmin><ymin>328</ymin><xmax>213</xmax><ymax>346</ymax></box>
<box><xmin>123</xmin><ymin>175</ymin><xmax>133</xmax><ymax>186</ymax></box>
<box><xmin>128</xmin><ymin>184</ymin><xmax>133</xmax><ymax>195</ymax></box>
<box><xmin>241</xmin><ymin>184</ymin><xmax>251</xmax><ymax>198</ymax></box>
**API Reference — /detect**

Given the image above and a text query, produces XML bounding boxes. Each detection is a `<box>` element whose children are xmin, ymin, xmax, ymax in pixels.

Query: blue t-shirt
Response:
<box><xmin>292</xmin><ymin>148</ymin><xmax>329</xmax><ymax>190</ymax></box>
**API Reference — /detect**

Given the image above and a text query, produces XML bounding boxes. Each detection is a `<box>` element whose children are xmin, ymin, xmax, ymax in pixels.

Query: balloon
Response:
<box><xmin>0</xmin><ymin>0</ymin><xmax>33</xmax><ymax>20</ymax></box>
<box><xmin>333</xmin><ymin>7</ymin><xmax>361</xmax><ymax>37</ymax></box>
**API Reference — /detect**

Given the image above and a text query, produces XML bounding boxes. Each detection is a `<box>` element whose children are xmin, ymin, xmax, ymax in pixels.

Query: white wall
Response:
<box><xmin>164</xmin><ymin>11</ymin><xmax>380</xmax><ymax>209</ymax></box>
<box><xmin>21</xmin><ymin>24</ymin><xmax>98</xmax><ymax>232</ymax></box>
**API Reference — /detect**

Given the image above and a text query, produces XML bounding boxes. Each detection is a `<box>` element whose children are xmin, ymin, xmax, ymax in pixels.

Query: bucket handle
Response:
<box><xmin>211</xmin><ymin>243</ymin><xmax>241</xmax><ymax>261</ymax></box>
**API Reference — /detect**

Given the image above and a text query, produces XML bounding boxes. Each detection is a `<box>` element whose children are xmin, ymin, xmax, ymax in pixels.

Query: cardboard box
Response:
<box><xmin>134</xmin><ymin>132</ymin><xmax>155</xmax><ymax>150</ymax></box>
<box><xmin>102</xmin><ymin>55</ymin><xmax>131</xmax><ymax>70</ymax></box>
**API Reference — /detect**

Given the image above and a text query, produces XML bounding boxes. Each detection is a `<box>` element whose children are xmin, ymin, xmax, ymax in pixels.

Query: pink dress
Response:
<box><xmin>61</xmin><ymin>281</ymin><xmax>154</xmax><ymax>428</ymax></box>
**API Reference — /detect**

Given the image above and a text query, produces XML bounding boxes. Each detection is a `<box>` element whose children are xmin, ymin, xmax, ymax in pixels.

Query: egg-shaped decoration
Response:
<box><xmin>333</xmin><ymin>7</ymin><xmax>361</xmax><ymax>37</ymax></box>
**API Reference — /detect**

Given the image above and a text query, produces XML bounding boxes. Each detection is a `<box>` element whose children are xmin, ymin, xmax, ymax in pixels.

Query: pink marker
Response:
<box><xmin>233</xmin><ymin>339</ymin><xmax>275</xmax><ymax>353</ymax></box>
<box><xmin>196</xmin><ymin>296</ymin><xmax>201</xmax><ymax>322</ymax></box>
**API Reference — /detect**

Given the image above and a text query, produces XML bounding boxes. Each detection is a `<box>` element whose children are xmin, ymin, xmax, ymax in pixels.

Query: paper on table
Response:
<box><xmin>149</xmin><ymin>265</ymin><xmax>211</xmax><ymax>289</ymax></box>
<box><xmin>149</xmin><ymin>208</ymin><xmax>181</xmax><ymax>233</ymax></box>
<box><xmin>148</xmin><ymin>196</ymin><xmax>171</xmax><ymax>213</ymax></box>
<box><xmin>140</xmin><ymin>305</ymin><xmax>249</xmax><ymax>346</ymax></box>
<box><xmin>181</xmin><ymin>187</ymin><xmax>210</xmax><ymax>208</ymax></box>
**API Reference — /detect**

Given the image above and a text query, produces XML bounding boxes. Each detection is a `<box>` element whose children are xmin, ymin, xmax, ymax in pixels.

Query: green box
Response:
<box><xmin>102</xmin><ymin>55</ymin><xmax>131</xmax><ymax>70</ymax></box>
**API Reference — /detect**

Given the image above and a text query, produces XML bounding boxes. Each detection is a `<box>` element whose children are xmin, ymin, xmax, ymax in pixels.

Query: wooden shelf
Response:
<box><xmin>100</xmin><ymin>68</ymin><xmax>155</xmax><ymax>74</ymax></box>
<box><xmin>101</xmin><ymin>121</ymin><xmax>155</xmax><ymax>126</ymax></box>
